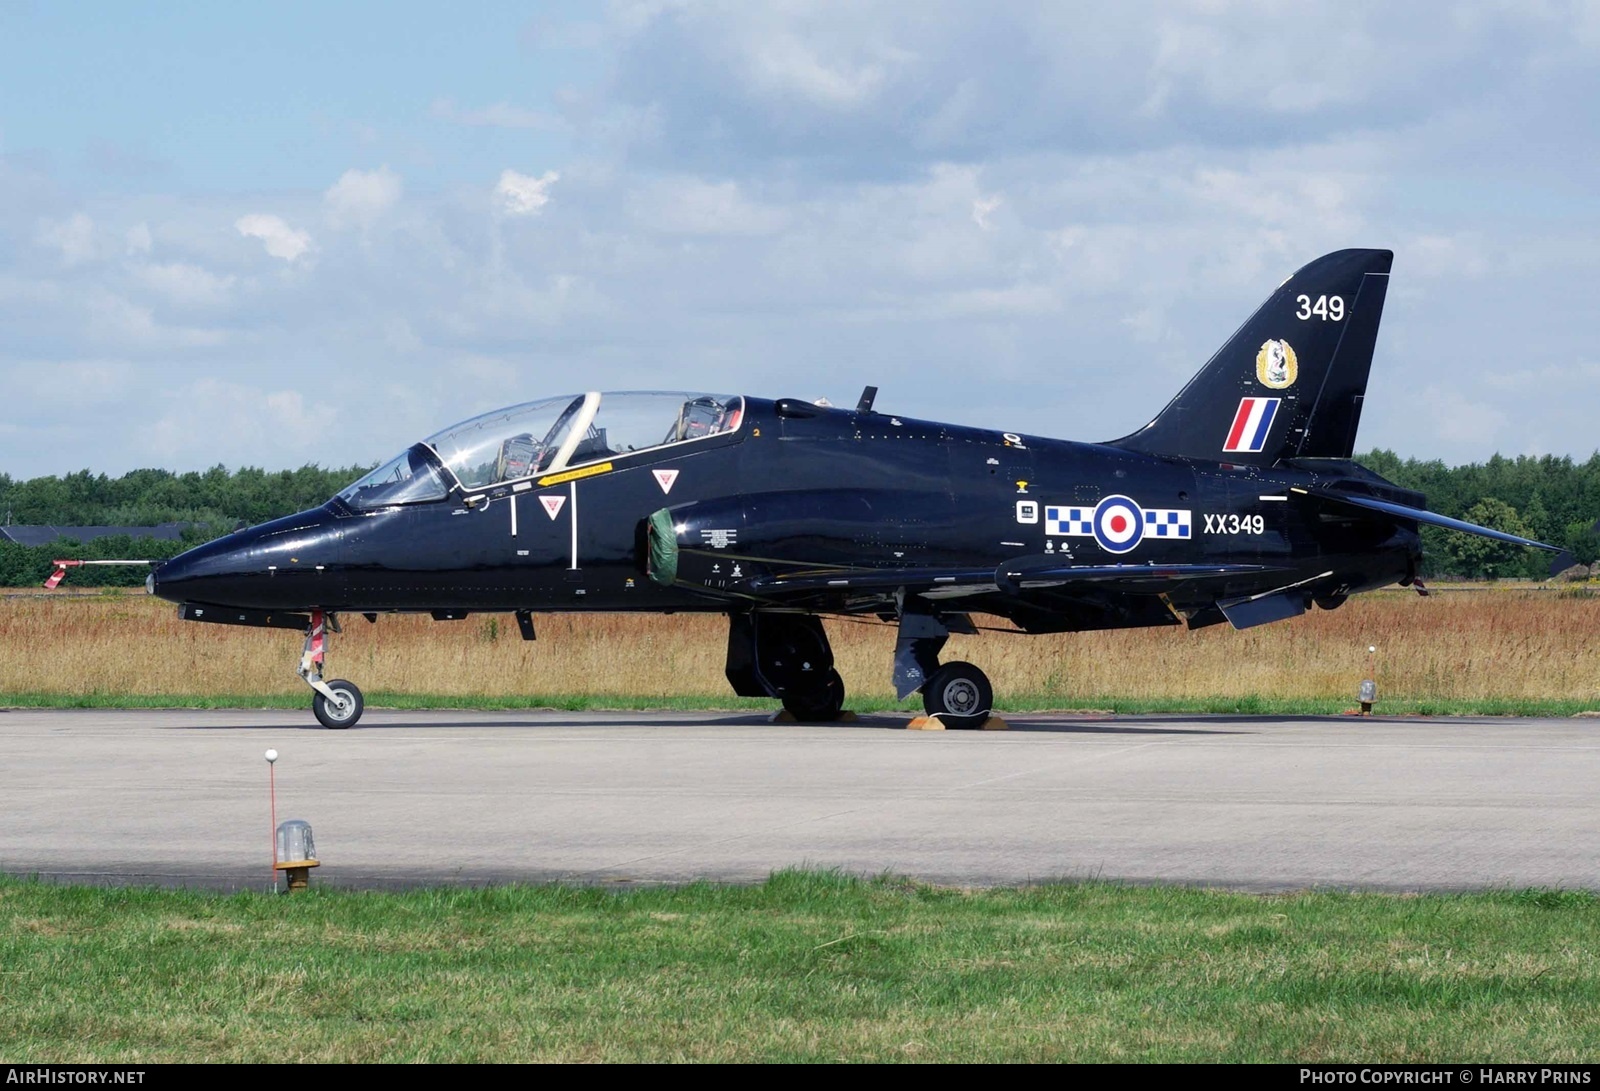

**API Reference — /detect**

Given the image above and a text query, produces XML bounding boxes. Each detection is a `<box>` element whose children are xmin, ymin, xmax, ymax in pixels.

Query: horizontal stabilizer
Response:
<box><xmin>1296</xmin><ymin>488</ymin><xmax>1562</xmax><ymax>552</ymax></box>
<box><xmin>1548</xmin><ymin>551</ymin><xmax>1578</xmax><ymax>578</ymax></box>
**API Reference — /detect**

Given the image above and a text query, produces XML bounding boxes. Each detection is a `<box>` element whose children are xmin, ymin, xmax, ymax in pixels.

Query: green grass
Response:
<box><xmin>3</xmin><ymin>689</ymin><xmax>1598</xmax><ymax>718</ymax></box>
<box><xmin>3</xmin><ymin>872</ymin><xmax>1600</xmax><ymax>1062</ymax></box>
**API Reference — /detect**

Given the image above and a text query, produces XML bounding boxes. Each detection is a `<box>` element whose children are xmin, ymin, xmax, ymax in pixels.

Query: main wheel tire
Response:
<box><xmin>313</xmin><ymin>679</ymin><xmax>364</xmax><ymax>729</ymax></box>
<box><xmin>781</xmin><ymin>669</ymin><xmax>846</xmax><ymax>722</ymax></box>
<box><xmin>922</xmin><ymin>661</ymin><xmax>992</xmax><ymax>729</ymax></box>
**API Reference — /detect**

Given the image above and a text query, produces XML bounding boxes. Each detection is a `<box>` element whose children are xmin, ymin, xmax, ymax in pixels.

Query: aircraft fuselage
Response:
<box><xmin>151</xmin><ymin>395</ymin><xmax>1418</xmax><ymax>632</ymax></box>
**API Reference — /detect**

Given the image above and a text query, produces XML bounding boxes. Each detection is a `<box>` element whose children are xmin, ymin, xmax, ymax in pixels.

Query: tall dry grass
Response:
<box><xmin>1</xmin><ymin>589</ymin><xmax>1596</xmax><ymax>705</ymax></box>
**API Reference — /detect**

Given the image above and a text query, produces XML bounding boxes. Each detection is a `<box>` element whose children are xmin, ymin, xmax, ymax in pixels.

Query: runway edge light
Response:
<box><xmin>275</xmin><ymin>819</ymin><xmax>320</xmax><ymax>892</ymax></box>
<box><xmin>1359</xmin><ymin>645</ymin><xmax>1378</xmax><ymax>716</ymax></box>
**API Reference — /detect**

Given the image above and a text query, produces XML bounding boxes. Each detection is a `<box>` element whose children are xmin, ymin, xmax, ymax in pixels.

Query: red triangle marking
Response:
<box><xmin>653</xmin><ymin>468</ymin><xmax>679</xmax><ymax>494</ymax></box>
<box><xmin>539</xmin><ymin>495</ymin><xmax>566</xmax><ymax>519</ymax></box>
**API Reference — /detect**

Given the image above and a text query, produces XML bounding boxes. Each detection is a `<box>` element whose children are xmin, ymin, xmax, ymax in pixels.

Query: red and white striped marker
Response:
<box><xmin>43</xmin><ymin>558</ymin><xmax>152</xmax><ymax>589</ymax></box>
<box><xmin>307</xmin><ymin>610</ymin><xmax>326</xmax><ymax>669</ymax></box>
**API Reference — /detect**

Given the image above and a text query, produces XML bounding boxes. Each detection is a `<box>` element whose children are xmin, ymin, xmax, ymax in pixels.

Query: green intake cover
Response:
<box><xmin>647</xmin><ymin>508</ymin><xmax>678</xmax><ymax>586</ymax></box>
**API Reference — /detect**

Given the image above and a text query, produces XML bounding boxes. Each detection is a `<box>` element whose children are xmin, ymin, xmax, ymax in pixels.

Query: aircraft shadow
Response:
<box><xmin>161</xmin><ymin>713</ymin><xmax>1244</xmax><ymax>736</ymax></box>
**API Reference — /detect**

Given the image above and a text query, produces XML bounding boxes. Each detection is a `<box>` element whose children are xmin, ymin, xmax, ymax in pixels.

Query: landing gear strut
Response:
<box><xmin>299</xmin><ymin>610</ymin><xmax>365</xmax><ymax>729</ymax></box>
<box><xmin>895</xmin><ymin>603</ymin><xmax>992</xmax><ymax>729</ymax></box>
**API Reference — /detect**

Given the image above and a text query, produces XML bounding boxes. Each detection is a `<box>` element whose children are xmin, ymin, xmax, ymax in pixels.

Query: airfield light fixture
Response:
<box><xmin>1359</xmin><ymin>646</ymin><xmax>1378</xmax><ymax>715</ymax></box>
<box><xmin>265</xmin><ymin>749</ymin><xmax>279</xmax><ymax>892</ymax></box>
<box><xmin>275</xmin><ymin>819</ymin><xmax>320</xmax><ymax>892</ymax></box>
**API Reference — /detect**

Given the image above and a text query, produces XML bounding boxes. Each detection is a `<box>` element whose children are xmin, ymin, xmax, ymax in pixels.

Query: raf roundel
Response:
<box><xmin>1092</xmin><ymin>495</ymin><xmax>1145</xmax><ymax>554</ymax></box>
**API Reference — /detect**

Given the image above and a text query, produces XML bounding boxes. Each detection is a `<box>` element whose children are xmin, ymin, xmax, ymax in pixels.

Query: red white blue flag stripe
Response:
<box><xmin>1223</xmin><ymin>397</ymin><xmax>1281</xmax><ymax>454</ymax></box>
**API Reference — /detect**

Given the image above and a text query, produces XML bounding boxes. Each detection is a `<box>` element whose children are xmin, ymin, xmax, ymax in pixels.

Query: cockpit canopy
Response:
<box><xmin>336</xmin><ymin>391</ymin><xmax>744</xmax><ymax>511</ymax></box>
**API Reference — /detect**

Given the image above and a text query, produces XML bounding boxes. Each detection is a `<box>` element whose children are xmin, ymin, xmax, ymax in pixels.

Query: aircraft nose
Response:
<box><xmin>149</xmin><ymin>540</ymin><xmax>249</xmax><ymax>604</ymax></box>
<box><xmin>149</xmin><ymin>507</ymin><xmax>346</xmax><ymax>609</ymax></box>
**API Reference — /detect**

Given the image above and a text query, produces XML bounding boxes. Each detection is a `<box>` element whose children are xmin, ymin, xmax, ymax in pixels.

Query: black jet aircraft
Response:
<box><xmin>140</xmin><ymin>249</ymin><xmax>1563</xmax><ymax>728</ymax></box>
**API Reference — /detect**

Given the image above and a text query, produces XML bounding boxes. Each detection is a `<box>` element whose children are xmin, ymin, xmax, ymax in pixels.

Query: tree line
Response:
<box><xmin>1</xmin><ymin>453</ymin><xmax>1597</xmax><ymax>588</ymax></box>
<box><xmin>1359</xmin><ymin>450</ymin><xmax>1600</xmax><ymax>579</ymax></box>
<box><xmin>0</xmin><ymin>464</ymin><xmax>371</xmax><ymax>587</ymax></box>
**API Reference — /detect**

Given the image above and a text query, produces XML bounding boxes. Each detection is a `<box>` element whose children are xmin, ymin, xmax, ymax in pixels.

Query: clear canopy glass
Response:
<box><xmin>336</xmin><ymin>444</ymin><xmax>450</xmax><ymax>511</ymax></box>
<box><xmin>336</xmin><ymin>392</ymin><xmax>746</xmax><ymax>508</ymax></box>
<box><xmin>420</xmin><ymin>391</ymin><xmax>744</xmax><ymax>491</ymax></box>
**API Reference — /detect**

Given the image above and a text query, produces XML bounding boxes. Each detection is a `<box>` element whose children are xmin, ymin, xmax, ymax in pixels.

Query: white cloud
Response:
<box><xmin>0</xmin><ymin>359</ymin><xmax>135</xmax><ymax>405</ymax></box>
<box><xmin>132</xmin><ymin>261</ymin><xmax>236</xmax><ymax>307</ymax></box>
<box><xmin>324</xmin><ymin>166</ymin><xmax>403</xmax><ymax>229</ymax></box>
<box><xmin>125</xmin><ymin>222</ymin><xmax>153</xmax><ymax>256</ymax></box>
<box><xmin>971</xmin><ymin>193</ymin><xmax>1002</xmax><ymax>230</ymax></box>
<box><xmin>739</xmin><ymin>31</ymin><xmax>910</xmax><ymax>109</ymax></box>
<box><xmin>628</xmin><ymin>177</ymin><xmax>788</xmax><ymax>235</ymax></box>
<box><xmin>235</xmin><ymin>213</ymin><xmax>313</xmax><ymax>262</ymax></box>
<box><xmin>37</xmin><ymin>213</ymin><xmax>97</xmax><ymax>265</ymax></box>
<box><xmin>1419</xmin><ymin>385</ymin><xmax>1510</xmax><ymax>447</ymax></box>
<box><xmin>1404</xmin><ymin>233</ymin><xmax>1492</xmax><ymax>279</ymax></box>
<box><xmin>80</xmin><ymin>287</ymin><xmax>226</xmax><ymax>348</ymax></box>
<box><xmin>495</xmin><ymin>169</ymin><xmax>560</xmax><ymax>216</ymax></box>
<box><xmin>140</xmin><ymin>379</ymin><xmax>339</xmax><ymax>463</ymax></box>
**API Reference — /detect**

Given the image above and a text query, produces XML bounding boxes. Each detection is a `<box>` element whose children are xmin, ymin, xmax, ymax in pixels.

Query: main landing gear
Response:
<box><xmin>300</xmin><ymin>610</ymin><xmax>365</xmax><ymax>729</ymax></box>
<box><xmin>894</xmin><ymin>605</ymin><xmax>993</xmax><ymax>729</ymax></box>
<box><xmin>724</xmin><ymin>606</ymin><xmax>996</xmax><ymax>729</ymax></box>
<box><xmin>921</xmin><ymin>661</ymin><xmax>994</xmax><ymax>727</ymax></box>
<box><xmin>724</xmin><ymin>613</ymin><xmax>847</xmax><ymax>722</ymax></box>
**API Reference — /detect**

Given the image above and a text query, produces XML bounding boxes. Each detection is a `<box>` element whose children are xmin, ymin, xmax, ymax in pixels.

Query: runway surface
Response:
<box><xmin>2</xmin><ymin>708</ymin><xmax>1597</xmax><ymax>892</ymax></box>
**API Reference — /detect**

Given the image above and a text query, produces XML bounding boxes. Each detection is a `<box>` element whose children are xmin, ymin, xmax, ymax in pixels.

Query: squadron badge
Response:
<box><xmin>1255</xmin><ymin>339</ymin><xmax>1298</xmax><ymax>389</ymax></box>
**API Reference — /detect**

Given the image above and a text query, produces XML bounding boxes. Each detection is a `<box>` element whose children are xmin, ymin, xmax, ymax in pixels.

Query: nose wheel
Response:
<box><xmin>298</xmin><ymin>610</ymin><xmax>366</xmax><ymax>728</ymax></box>
<box><xmin>312</xmin><ymin>679</ymin><xmax>364</xmax><ymax>729</ymax></box>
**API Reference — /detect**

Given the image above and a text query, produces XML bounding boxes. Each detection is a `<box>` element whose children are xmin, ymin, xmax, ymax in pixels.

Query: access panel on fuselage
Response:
<box><xmin>942</xmin><ymin>425</ymin><xmax>1038</xmax><ymax>564</ymax></box>
<box><xmin>773</xmin><ymin>408</ymin><xmax>967</xmax><ymax>566</ymax></box>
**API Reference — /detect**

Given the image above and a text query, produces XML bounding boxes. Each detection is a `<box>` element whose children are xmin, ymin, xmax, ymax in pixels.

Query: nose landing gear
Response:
<box><xmin>299</xmin><ymin>610</ymin><xmax>365</xmax><ymax>729</ymax></box>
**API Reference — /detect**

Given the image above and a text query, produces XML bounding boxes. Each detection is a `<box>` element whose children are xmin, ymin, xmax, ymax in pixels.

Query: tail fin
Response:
<box><xmin>1110</xmin><ymin>248</ymin><xmax>1392</xmax><ymax>465</ymax></box>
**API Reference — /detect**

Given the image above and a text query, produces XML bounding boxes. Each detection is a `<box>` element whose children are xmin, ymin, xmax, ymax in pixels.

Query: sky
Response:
<box><xmin>2</xmin><ymin>1</ymin><xmax>1598</xmax><ymax>480</ymax></box>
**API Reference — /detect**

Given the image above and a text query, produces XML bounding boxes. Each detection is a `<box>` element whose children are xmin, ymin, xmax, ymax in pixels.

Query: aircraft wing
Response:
<box><xmin>1295</xmin><ymin>487</ymin><xmax>1563</xmax><ymax>551</ymax></box>
<box><xmin>744</xmin><ymin>566</ymin><xmax>996</xmax><ymax>596</ymax></box>
<box><xmin>742</xmin><ymin>560</ymin><xmax>1282</xmax><ymax>598</ymax></box>
<box><xmin>993</xmin><ymin>560</ymin><xmax>1286</xmax><ymax>591</ymax></box>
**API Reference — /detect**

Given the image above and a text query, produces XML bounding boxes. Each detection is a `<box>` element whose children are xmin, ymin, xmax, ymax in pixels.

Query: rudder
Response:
<box><xmin>1110</xmin><ymin>249</ymin><xmax>1392</xmax><ymax>464</ymax></box>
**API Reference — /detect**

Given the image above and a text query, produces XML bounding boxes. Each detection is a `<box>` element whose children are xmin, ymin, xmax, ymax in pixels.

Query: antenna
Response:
<box><xmin>856</xmin><ymin>386</ymin><xmax>878</xmax><ymax>413</ymax></box>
